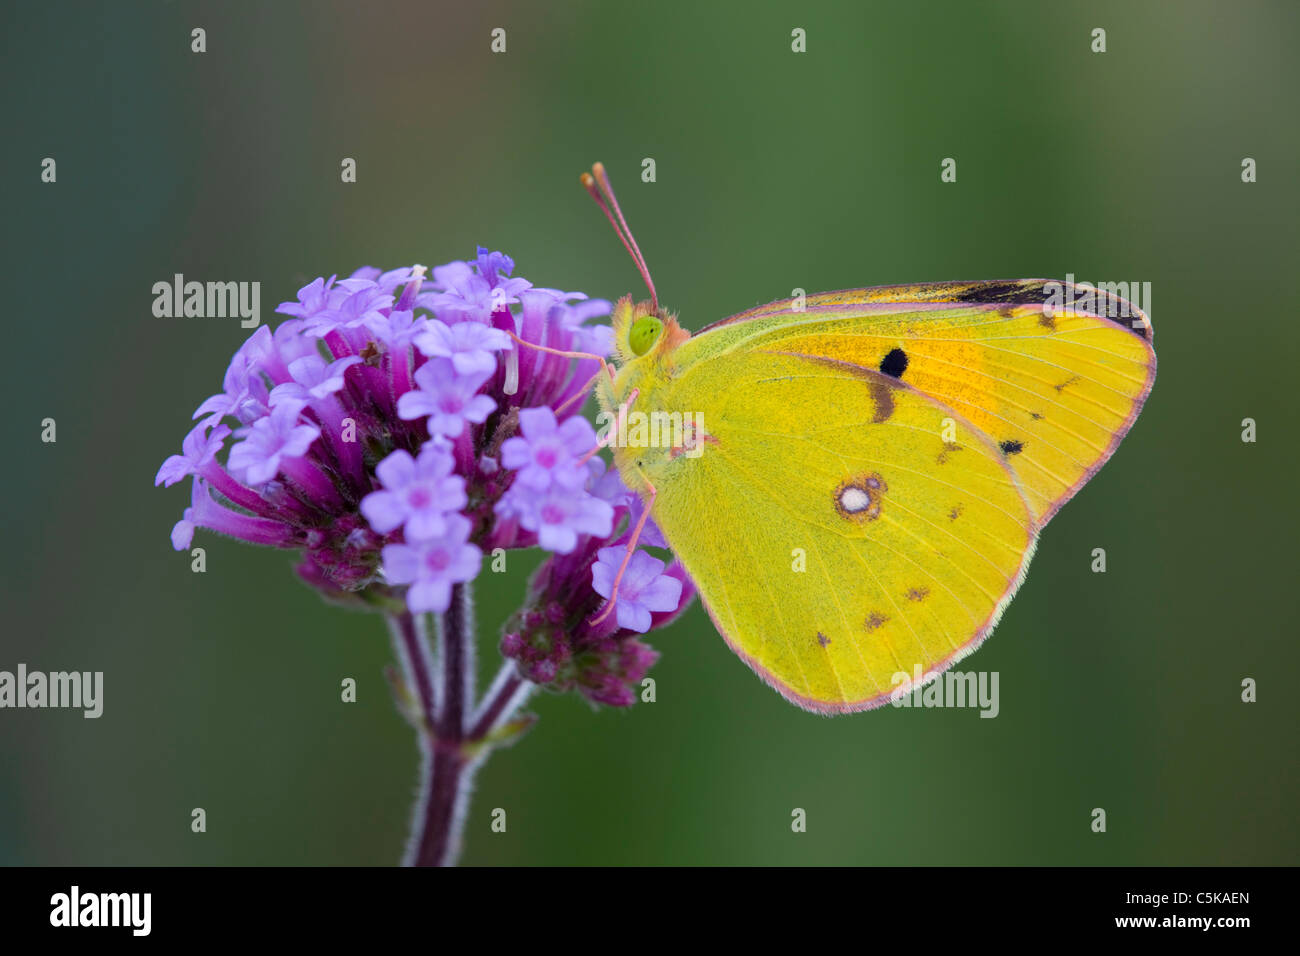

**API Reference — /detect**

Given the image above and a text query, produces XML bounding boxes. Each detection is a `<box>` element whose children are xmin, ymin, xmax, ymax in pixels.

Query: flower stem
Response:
<box><xmin>410</xmin><ymin>742</ymin><xmax>469</xmax><ymax>867</ymax></box>
<box><xmin>388</xmin><ymin>608</ymin><xmax>436</xmax><ymax>721</ymax></box>
<box><xmin>438</xmin><ymin>581</ymin><xmax>473</xmax><ymax>736</ymax></box>
<box><xmin>470</xmin><ymin>669</ymin><xmax>528</xmax><ymax>739</ymax></box>
<box><xmin>387</xmin><ymin>583</ymin><xmax>532</xmax><ymax>867</ymax></box>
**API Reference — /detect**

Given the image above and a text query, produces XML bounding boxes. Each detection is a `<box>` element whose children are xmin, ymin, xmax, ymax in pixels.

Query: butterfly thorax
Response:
<box><xmin>597</xmin><ymin>297</ymin><xmax>712</xmax><ymax>493</ymax></box>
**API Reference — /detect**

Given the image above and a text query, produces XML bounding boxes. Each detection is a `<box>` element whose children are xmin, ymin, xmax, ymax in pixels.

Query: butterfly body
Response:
<box><xmin>596</xmin><ymin>278</ymin><xmax>1155</xmax><ymax>714</ymax></box>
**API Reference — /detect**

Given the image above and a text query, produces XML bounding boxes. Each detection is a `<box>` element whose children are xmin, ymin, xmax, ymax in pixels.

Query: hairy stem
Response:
<box><xmin>470</xmin><ymin>667</ymin><xmax>531</xmax><ymax>739</ymax></box>
<box><xmin>437</xmin><ymin>581</ymin><xmax>474</xmax><ymax>737</ymax></box>
<box><xmin>388</xmin><ymin>583</ymin><xmax>531</xmax><ymax>867</ymax></box>
<box><xmin>388</xmin><ymin>608</ymin><xmax>436</xmax><ymax>722</ymax></box>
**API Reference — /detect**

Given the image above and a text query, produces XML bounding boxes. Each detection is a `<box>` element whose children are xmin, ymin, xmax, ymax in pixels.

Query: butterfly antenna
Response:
<box><xmin>582</xmin><ymin>162</ymin><xmax>659</xmax><ymax>312</ymax></box>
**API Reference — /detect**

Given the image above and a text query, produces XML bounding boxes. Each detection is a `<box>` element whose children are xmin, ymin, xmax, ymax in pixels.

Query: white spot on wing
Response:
<box><xmin>839</xmin><ymin>487</ymin><xmax>871</xmax><ymax>513</ymax></box>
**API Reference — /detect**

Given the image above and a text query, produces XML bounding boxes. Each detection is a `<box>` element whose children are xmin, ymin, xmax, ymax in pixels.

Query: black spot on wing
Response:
<box><xmin>879</xmin><ymin>347</ymin><xmax>908</xmax><ymax>379</ymax></box>
<box><xmin>999</xmin><ymin>439</ymin><xmax>1024</xmax><ymax>455</ymax></box>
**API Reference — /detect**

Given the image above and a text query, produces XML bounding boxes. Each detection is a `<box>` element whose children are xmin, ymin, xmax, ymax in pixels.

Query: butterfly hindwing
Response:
<box><xmin>640</xmin><ymin>347</ymin><xmax>1036</xmax><ymax>712</ymax></box>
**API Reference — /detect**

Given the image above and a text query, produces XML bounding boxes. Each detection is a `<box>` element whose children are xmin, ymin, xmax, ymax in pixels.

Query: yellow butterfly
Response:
<box><xmin>581</xmin><ymin>164</ymin><xmax>1155</xmax><ymax>714</ymax></box>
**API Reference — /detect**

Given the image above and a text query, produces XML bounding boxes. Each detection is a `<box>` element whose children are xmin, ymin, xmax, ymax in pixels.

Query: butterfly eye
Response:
<box><xmin>628</xmin><ymin>315</ymin><xmax>664</xmax><ymax>356</ymax></box>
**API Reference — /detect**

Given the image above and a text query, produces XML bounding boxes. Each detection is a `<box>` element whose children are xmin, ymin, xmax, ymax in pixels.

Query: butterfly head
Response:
<box><xmin>582</xmin><ymin>163</ymin><xmax>689</xmax><ymax>363</ymax></box>
<box><xmin>612</xmin><ymin>295</ymin><xmax>688</xmax><ymax>363</ymax></box>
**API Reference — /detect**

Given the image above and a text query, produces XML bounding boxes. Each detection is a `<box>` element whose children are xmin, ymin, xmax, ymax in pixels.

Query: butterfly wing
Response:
<box><xmin>680</xmin><ymin>280</ymin><xmax>1155</xmax><ymax>523</ymax></box>
<box><xmin>640</xmin><ymin>347</ymin><xmax>1037</xmax><ymax>712</ymax></box>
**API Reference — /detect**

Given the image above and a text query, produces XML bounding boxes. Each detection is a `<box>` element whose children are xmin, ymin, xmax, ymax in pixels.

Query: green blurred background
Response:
<box><xmin>2</xmin><ymin>0</ymin><xmax>1296</xmax><ymax>865</ymax></box>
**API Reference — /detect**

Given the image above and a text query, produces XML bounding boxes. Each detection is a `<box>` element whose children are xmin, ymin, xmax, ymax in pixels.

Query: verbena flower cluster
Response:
<box><xmin>156</xmin><ymin>249</ymin><xmax>694</xmax><ymax>706</ymax></box>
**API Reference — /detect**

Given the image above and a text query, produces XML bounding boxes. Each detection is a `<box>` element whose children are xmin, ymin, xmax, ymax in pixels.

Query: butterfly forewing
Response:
<box><xmin>677</xmin><ymin>280</ymin><xmax>1155</xmax><ymax>524</ymax></box>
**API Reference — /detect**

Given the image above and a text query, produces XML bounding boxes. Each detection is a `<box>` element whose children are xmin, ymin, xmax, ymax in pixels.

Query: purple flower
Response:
<box><xmin>228</xmin><ymin>400</ymin><xmax>321</xmax><ymax>485</ymax></box>
<box><xmin>591</xmin><ymin>548</ymin><xmax>684</xmax><ymax>633</ymax></box>
<box><xmin>414</xmin><ymin>319</ymin><xmax>513</xmax><ymax>377</ymax></box>
<box><xmin>559</xmin><ymin>299</ymin><xmax>616</xmax><ymax>356</ymax></box>
<box><xmin>584</xmin><ymin>456</ymin><xmax>632</xmax><ymax>508</ymax></box>
<box><xmin>271</xmin><ymin>319</ymin><xmax>322</xmax><ymax>367</ymax></box>
<box><xmin>270</xmin><ymin>355</ymin><xmax>362</xmax><ymax>405</ymax></box>
<box><xmin>474</xmin><ymin>247</ymin><xmax>515</xmax><ymax>286</ymax></box>
<box><xmin>170</xmin><ymin>486</ymin><xmax>199</xmax><ymax>550</ymax></box>
<box><xmin>349</xmin><ymin>264</ymin><xmax>417</xmax><ymax>293</ymax></box>
<box><xmin>369</xmin><ymin>309</ymin><xmax>428</xmax><ymax>351</ymax></box>
<box><xmin>276</xmin><ymin>275</ymin><xmax>339</xmax><ymax>321</ymax></box>
<box><xmin>160</xmin><ymin>250</ymin><xmax>688</xmax><ymax>659</ymax></box>
<box><xmin>232</xmin><ymin>325</ymin><xmax>292</xmax><ymax>387</ymax></box>
<box><xmin>418</xmin><ymin>252</ymin><xmax>532</xmax><ymax>324</ymax></box>
<box><xmin>170</xmin><ymin>478</ymin><xmax>295</xmax><ymax>552</ymax></box>
<box><xmin>155</xmin><ymin>422</ymin><xmax>231</xmax><ymax>487</ymax></box>
<box><xmin>493</xmin><ymin>408</ymin><xmax>613</xmax><ymax>554</ymax></box>
<box><xmin>192</xmin><ymin>342</ymin><xmax>267</xmax><ymax>424</ymax></box>
<box><xmin>299</xmin><ymin>279</ymin><xmax>393</xmax><ymax>337</ymax></box>
<box><xmin>498</xmin><ymin>526</ymin><xmax>693</xmax><ymax>707</ymax></box>
<box><xmin>500</xmin><ymin>406</ymin><xmax>595</xmax><ymax>492</ymax></box>
<box><xmin>361</xmin><ymin>441</ymin><xmax>466</xmax><ymax>540</ymax></box>
<box><xmin>497</xmin><ymin>484</ymin><xmax>613</xmax><ymax>554</ymax></box>
<box><xmin>396</xmin><ymin>358</ymin><xmax>496</xmax><ymax>437</ymax></box>
<box><xmin>381</xmin><ymin>514</ymin><xmax>482</xmax><ymax>613</ymax></box>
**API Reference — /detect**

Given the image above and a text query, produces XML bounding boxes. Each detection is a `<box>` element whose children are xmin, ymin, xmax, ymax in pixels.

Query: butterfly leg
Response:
<box><xmin>588</xmin><ymin>472</ymin><xmax>657</xmax><ymax>627</ymax></box>
<box><xmin>503</xmin><ymin>330</ymin><xmax>617</xmax><ymax>396</ymax></box>
<box><xmin>578</xmin><ymin>387</ymin><xmax>639</xmax><ymax>466</ymax></box>
<box><xmin>553</xmin><ymin>368</ymin><xmax>607</xmax><ymax>418</ymax></box>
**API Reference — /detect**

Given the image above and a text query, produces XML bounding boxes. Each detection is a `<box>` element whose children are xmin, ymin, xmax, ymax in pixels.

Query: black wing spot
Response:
<box><xmin>1000</xmin><ymin>439</ymin><xmax>1024</xmax><ymax>455</ymax></box>
<box><xmin>816</xmin><ymin>631</ymin><xmax>831</xmax><ymax>648</ymax></box>
<box><xmin>879</xmin><ymin>347</ymin><xmax>908</xmax><ymax>379</ymax></box>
